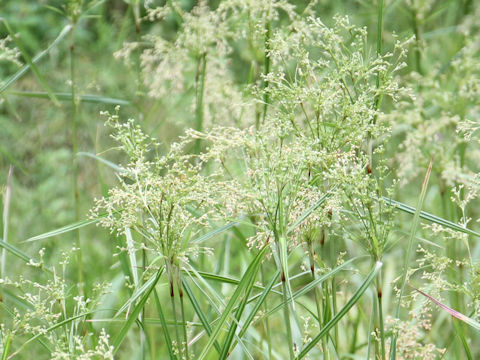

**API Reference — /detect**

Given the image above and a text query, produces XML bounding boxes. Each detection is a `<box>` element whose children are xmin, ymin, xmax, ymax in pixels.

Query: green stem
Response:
<box><xmin>195</xmin><ymin>53</ymin><xmax>207</xmax><ymax>153</ymax></box>
<box><xmin>70</xmin><ymin>23</ymin><xmax>83</xmax><ymax>295</ymax></box>
<box><xmin>368</xmin><ymin>0</ymin><xmax>384</xmax><ymax>166</ymax></box>
<box><xmin>282</xmin><ymin>275</ymin><xmax>295</xmax><ymax>360</ymax></box>
<box><xmin>261</xmin><ymin>13</ymin><xmax>271</xmax><ymax>127</ymax></box>
<box><xmin>309</xmin><ymin>246</ymin><xmax>329</xmax><ymax>359</ymax></box>
<box><xmin>170</xmin><ymin>279</ymin><xmax>181</xmax><ymax>354</ymax></box>
<box><xmin>376</xmin><ymin>272</ymin><xmax>386</xmax><ymax>360</ymax></box>
<box><xmin>411</xmin><ymin>7</ymin><xmax>423</xmax><ymax>75</ymax></box>
<box><xmin>261</xmin><ymin>266</ymin><xmax>273</xmax><ymax>359</ymax></box>
<box><xmin>1</xmin><ymin>334</ymin><xmax>11</xmax><ymax>360</ymax></box>
<box><xmin>179</xmin><ymin>289</ymin><xmax>189</xmax><ymax>359</ymax></box>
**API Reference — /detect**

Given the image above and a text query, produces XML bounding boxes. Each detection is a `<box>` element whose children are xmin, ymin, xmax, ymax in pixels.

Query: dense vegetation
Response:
<box><xmin>1</xmin><ymin>0</ymin><xmax>480</xmax><ymax>359</ymax></box>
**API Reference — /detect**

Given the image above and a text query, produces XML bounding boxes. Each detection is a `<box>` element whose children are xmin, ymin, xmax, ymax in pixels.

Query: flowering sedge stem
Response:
<box><xmin>195</xmin><ymin>52</ymin><xmax>207</xmax><ymax>153</ymax></box>
<box><xmin>309</xmin><ymin>246</ymin><xmax>329</xmax><ymax>359</ymax></box>
<box><xmin>179</xmin><ymin>286</ymin><xmax>189</xmax><ymax>360</ymax></box>
<box><xmin>376</xmin><ymin>272</ymin><xmax>386</xmax><ymax>360</ymax></box>
<box><xmin>368</xmin><ymin>0</ymin><xmax>384</xmax><ymax>165</ymax></box>
<box><xmin>170</xmin><ymin>281</ymin><xmax>181</xmax><ymax>355</ymax></box>
<box><xmin>261</xmin><ymin>14</ymin><xmax>271</xmax><ymax>127</ymax></box>
<box><xmin>69</xmin><ymin>22</ymin><xmax>83</xmax><ymax>295</ymax></box>
<box><xmin>261</xmin><ymin>266</ymin><xmax>273</xmax><ymax>359</ymax></box>
<box><xmin>281</xmin><ymin>275</ymin><xmax>295</xmax><ymax>360</ymax></box>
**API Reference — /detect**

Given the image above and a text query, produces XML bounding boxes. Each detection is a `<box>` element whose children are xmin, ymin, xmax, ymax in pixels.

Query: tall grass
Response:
<box><xmin>1</xmin><ymin>1</ymin><xmax>480</xmax><ymax>359</ymax></box>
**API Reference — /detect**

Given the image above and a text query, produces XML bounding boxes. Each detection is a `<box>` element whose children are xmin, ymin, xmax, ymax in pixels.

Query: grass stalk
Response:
<box><xmin>309</xmin><ymin>245</ymin><xmax>329</xmax><ymax>359</ymax></box>
<box><xmin>194</xmin><ymin>52</ymin><xmax>207</xmax><ymax>153</ymax></box>
<box><xmin>368</xmin><ymin>0</ymin><xmax>384</xmax><ymax>165</ymax></box>
<box><xmin>411</xmin><ymin>7</ymin><xmax>423</xmax><ymax>75</ymax></box>
<box><xmin>261</xmin><ymin>11</ymin><xmax>271</xmax><ymax>127</ymax></box>
<box><xmin>261</xmin><ymin>266</ymin><xmax>273</xmax><ymax>359</ymax></box>
<box><xmin>69</xmin><ymin>21</ymin><xmax>84</xmax><ymax>296</ymax></box>
<box><xmin>390</xmin><ymin>159</ymin><xmax>433</xmax><ymax>359</ymax></box>
<box><xmin>169</xmin><ymin>278</ymin><xmax>181</xmax><ymax>355</ymax></box>
<box><xmin>1</xmin><ymin>166</ymin><xmax>12</xmax><ymax>279</ymax></box>
<box><xmin>376</xmin><ymin>272</ymin><xmax>386</xmax><ymax>360</ymax></box>
<box><xmin>282</xmin><ymin>275</ymin><xmax>295</xmax><ymax>360</ymax></box>
<box><xmin>178</xmin><ymin>281</ymin><xmax>189</xmax><ymax>360</ymax></box>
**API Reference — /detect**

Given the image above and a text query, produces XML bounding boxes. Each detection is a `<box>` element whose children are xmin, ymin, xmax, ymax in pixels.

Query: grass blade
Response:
<box><xmin>7</xmin><ymin>91</ymin><xmax>131</xmax><ymax>105</ymax></box>
<box><xmin>1</xmin><ymin>166</ymin><xmax>13</xmax><ymax>278</ymax></box>
<box><xmin>1</xmin><ymin>19</ymin><xmax>60</xmax><ymax>106</ymax></box>
<box><xmin>219</xmin><ymin>256</ymin><xmax>260</xmax><ymax>358</ymax></box>
<box><xmin>7</xmin><ymin>310</ymin><xmax>95</xmax><ymax>358</ymax></box>
<box><xmin>182</xmin><ymin>276</ymin><xmax>222</xmax><ymax>353</ymax></box>
<box><xmin>191</xmin><ymin>221</ymin><xmax>240</xmax><ymax>244</ymax></box>
<box><xmin>231</xmin><ymin>269</ymin><xmax>281</xmax><ymax>352</ymax></box>
<box><xmin>382</xmin><ymin>197</ymin><xmax>480</xmax><ymax>238</ymax></box>
<box><xmin>390</xmin><ymin>158</ymin><xmax>433</xmax><ymax>359</ymax></box>
<box><xmin>0</xmin><ymin>24</ymin><xmax>71</xmax><ymax>93</ymax></box>
<box><xmin>197</xmin><ymin>245</ymin><xmax>268</xmax><ymax>360</ymax></box>
<box><xmin>412</xmin><ymin>286</ymin><xmax>480</xmax><ymax>331</ymax></box>
<box><xmin>264</xmin><ymin>257</ymin><xmax>362</xmax><ymax>318</ymax></box>
<box><xmin>24</xmin><ymin>214</ymin><xmax>108</xmax><ymax>242</ymax></box>
<box><xmin>77</xmin><ymin>152</ymin><xmax>123</xmax><ymax>172</ymax></box>
<box><xmin>115</xmin><ymin>272</ymin><xmax>160</xmax><ymax>317</ymax></box>
<box><xmin>296</xmin><ymin>261</ymin><xmax>383</xmax><ymax>359</ymax></box>
<box><xmin>125</xmin><ymin>227</ymin><xmax>138</xmax><ymax>287</ymax></box>
<box><xmin>113</xmin><ymin>268</ymin><xmax>164</xmax><ymax>353</ymax></box>
<box><xmin>0</xmin><ymin>237</ymin><xmax>46</xmax><ymax>270</ymax></box>
<box><xmin>152</xmin><ymin>289</ymin><xmax>177</xmax><ymax>359</ymax></box>
<box><xmin>287</xmin><ymin>193</ymin><xmax>330</xmax><ymax>234</ymax></box>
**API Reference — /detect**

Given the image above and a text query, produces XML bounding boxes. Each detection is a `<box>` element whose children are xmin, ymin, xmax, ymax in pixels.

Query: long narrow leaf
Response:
<box><xmin>152</xmin><ymin>289</ymin><xmax>177</xmax><ymax>359</ymax></box>
<box><xmin>0</xmin><ymin>24</ymin><xmax>71</xmax><ymax>93</ymax></box>
<box><xmin>7</xmin><ymin>91</ymin><xmax>131</xmax><ymax>105</ymax></box>
<box><xmin>197</xmin><ymin>246</ymin><xmax>268</xmax><ymax>360</ymax></box>
<box><xmin>382</xmin><ymin>196</ymin><xmax>480</xmax><ymax>238</ymax></box>
<box><xmin>296</xmin><ymin>262</ymin><xmax>383</xmax><ymax>359</ymax></box>
<box><xmin>191</xmin><ymin>221</ymin><xmax>240</xmax><ymax>244</ymax></box>
<box><xmin>0</xmin><ymin>238</ymin><xmax>38</xmax><ymax>266</ymax></box>
<box><xmin>390</xmin><ymin>159</ymin><xmax>433</xmax><ymax>359</ymax></box>
<box><xmin>1</xmin><ymin>19</ymin><xmax>60</xmax><ymax>106</ymax></box>
<box><xmin>413</xmin><ymin>286</ymin><xmax>480</xmax><ymax>330</ymax></box>
<box><xmin>25</xmin><ymin>214</ymin><xmax>108</xmax><ymax>242</ymax></box>
<box><xmin>182</xmin><ymin>277</ymin><xmax>222</xmax><ymax>353</ymax></box>
<box><xmin>231</xmin><ymin>269</ymin><xmax>281</xmax><ymax>352</ymax></box>
<box><xmin>219</xmin><ymin>258</ymin><xmax>260</xmax><ymax>358</ymax></box>
<box><xmin>287</xmin><ymin>193</ymin><xmax>330</xmax><ymax>234</ymax></box>
<box><xmin>8</xmin><ymin>311</ymin><xmax>95</xmax><ymax>358</ymax></box>
<box><xmin>263</xmin><ymin>257</ymin><xmax>360</xmax><ymax>318</ymax></box>
<box><xmin>115</xmin><ymin>271</ymin><xmax>161</xmax><ymax>317</ymax></box>
<box><xmin>77</xmin><ymin>152</ymin><xmax>124</xmax><ymax>172</ymax></box>
<box><xmin>113</xmin><ymin>268</ymin><xmax>164</xmax><ymax>353</ymax></box>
